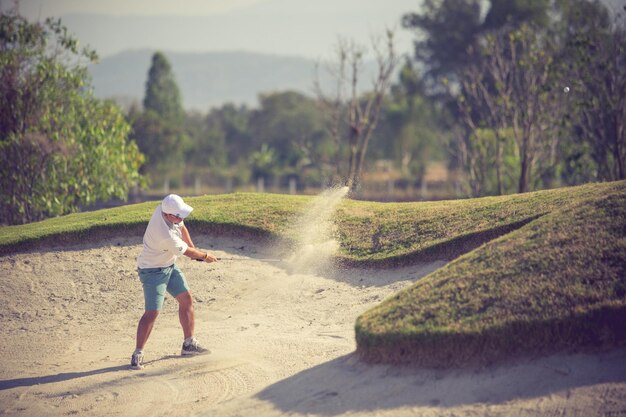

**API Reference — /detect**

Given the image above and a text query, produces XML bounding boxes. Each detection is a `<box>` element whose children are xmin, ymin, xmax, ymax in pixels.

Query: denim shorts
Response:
<box><xmin>138</xmin><ymin>264</ymin><xmax>190</xmax><ymax>311</ymax></box>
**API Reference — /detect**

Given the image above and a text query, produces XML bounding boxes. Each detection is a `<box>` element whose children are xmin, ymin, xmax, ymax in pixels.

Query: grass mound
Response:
<box><xmin>355</xmin><ymin>184</ymin><xmax>626</xmax><ymax>367</ymax></box>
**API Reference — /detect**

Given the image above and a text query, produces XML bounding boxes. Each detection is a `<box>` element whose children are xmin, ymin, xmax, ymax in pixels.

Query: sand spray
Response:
<box><xmin>283</xmin><ymin>185</ymin><xmax>350</xmax><ymax>272</ymax></box>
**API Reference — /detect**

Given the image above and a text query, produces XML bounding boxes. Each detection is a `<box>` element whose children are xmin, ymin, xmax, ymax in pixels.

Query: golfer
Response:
<box><xmin>131</xmin><ymin>194</ymin><xmax>217</xmax><ymax>370</ymax></box>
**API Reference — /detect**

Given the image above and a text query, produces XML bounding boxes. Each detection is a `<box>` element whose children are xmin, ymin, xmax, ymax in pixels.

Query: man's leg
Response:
<box><xmin>136</xmin><ymin>310</ymin><xmax>159</xmax><ymax>350</ymax></box>
<box><xmin>133</xmin><ymin>267</ymin><xmax>169</xmax><ymax>368</ymax></box>
<box><xmin>176</xmin><ymin>291</ymin><xmax>208</xmax><ymax>355</ymax></box>
<box><xmin>168</xmin><ymin>265</ymin><xmax>208</xmax><ymax>355</ymax></box>
<box><xmin>175</xmin><ymin>291</ymin><xmax>194</xmax><ymax>339</ymax></box>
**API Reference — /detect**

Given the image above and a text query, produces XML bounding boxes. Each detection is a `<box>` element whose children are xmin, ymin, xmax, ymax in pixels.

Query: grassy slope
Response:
<box><xmin>1</xmin><ymin>181</ymin><xmax>625</xmax><ymax>366</ymax></box>
<box><xmin>335</xmin><ymin>181</ymin><xmax>621</xmax><ymax>265</ymax></box>
<box><xmin>0</xmin><ymin>193</ymin><xmax>310</xmax><ymax>254</ymax></box>
<box><xmin>356</xmin><ymin>182</ymin><xmax>626</xmax><ymax>366</ymax></box>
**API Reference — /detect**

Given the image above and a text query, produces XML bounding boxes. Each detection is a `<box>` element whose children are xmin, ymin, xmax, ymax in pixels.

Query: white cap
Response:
<box><xmin>161</xmin><ymin>194</ymin><xmax>193</xmax><ymax>219</ymax></box>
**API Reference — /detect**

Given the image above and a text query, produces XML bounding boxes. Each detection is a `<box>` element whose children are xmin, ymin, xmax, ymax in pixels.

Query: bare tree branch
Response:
<box><xmin>315</xmin><ymin>30</ymin><xmax>398</xmax><ymax>190</ymax></box>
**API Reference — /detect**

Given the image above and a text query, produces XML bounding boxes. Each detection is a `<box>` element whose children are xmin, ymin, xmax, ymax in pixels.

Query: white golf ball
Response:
<box><xmin>563</xmin><ymin>86</ymin><xmax>570</xmax><ymax>93</ymax></box>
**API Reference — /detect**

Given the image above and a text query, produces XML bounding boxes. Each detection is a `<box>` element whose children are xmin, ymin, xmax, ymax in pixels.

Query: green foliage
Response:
<box><xmin>375</xmin><ymin>59</ymin><xmax>446</xmax><ymax>181</ymax></box>
<box><xmin>248</xmin><ymin>144</ymin><xmax>278</xmax><ymax>179</ymax></box>
<box><xmin>459</xmin><ymin>20</ymin><xmax>563</xmax><ymax>195</ymax></box>
<box><xmin>207</xmin><ymin>103</ymin><xmax>252</xmax><ymax>166</ymax></box>
<box><xmin>483</xmin><ymin>0</ymin><xmax>551</xmax><ymax>29</ymax></box>
<box><xmin>402</xmin><ymin>0</ymin><xmax>483</xmax><ymax>84</ymax></box>
<box><xmin>559</xmin><ymin>139</ymin><xmax>596</xmax><ymax>185</ymax></box>
<box><xmin>189</xmin><ymin>103</ymin><xmax>254</xmax><ymax>185</ymax></box>
<box><xmin>558</xmin><ymin>1</ymin><xmax>625</xmax><ymax>181</ymax></box>
<box><xmin>404</xmin><ymin>0</ymin><xmax>623</xmax><ymax>195</ymax></box>
<box><xmin>130</xmin><ymin>110</ymin><xmax>186</xmax><ymax>178</ymax></box>
<box><xmin>465</xmin><ymin>128</ymin><xmax>519</xmax><ymax>195</ymax></box>
<box><xmin>457</xmin><ymin>7</ymin><xmax>622</xmax><ymax>195</ymax></box>
<box><xmin>403</xmin><ymin>0</ymin><xmax>561</xmax><ymax>87</ymax></box>
<box><xmin>249</xmin><ymin>91</ymin><xmax>331</xmax><ymax>181</ymax></box>
<box><xmin>0</xmin><ymin>10</ymin><xmax>143</xmax><ymax>225</ymax></box>
<box><xmin>184</xmin><ymin>112</ymin><xmax>228</xmax><ymax>173</ymax></box>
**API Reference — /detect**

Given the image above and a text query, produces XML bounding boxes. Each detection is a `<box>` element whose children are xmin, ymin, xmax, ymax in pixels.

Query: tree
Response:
<box><xmin>560</xmin><ymin>1</ymin><xmax>625</xmax><ymax>181</ymax></box>
<box><xmin>404</xmin><ymin>0</ymin><xmax>624</xmax><ymax>194</ymax></box>
<box><xmin>193</xmin><ymin>103</ymin><xmax>254</xmax><ymax>187</ymax></box>
<box><xmin>402</xmin><ymin>0</ymin><xmax>559</xmax><ymax>91</ymax></box>
<box><xmin>375</xmin><ymin>59</ymin><xmax>444</xmax><ymax>182</ymax></box>
<box><xmin>0</xmin><ymin>10</ymin><xmax>143</xmax><ymax>224</ymax></box>
<box><xmin>315</xmin><ymin>31</ymin><xmax>399</xmax><ymax>190</ymax></box>
<box><xmin>402</xmin><ymin>0</ymin><xmax>483</xmax><ymax>89</ymax></box>
<box><xmin>184</xmin><ymin>111</ymin><xmax>227</xmax><ymax>171</ymax></box>
<box><xmin>132</xmin><ymin>52</ymin><xmax>186</xmax><ymax>187</ymax></box>
<box><xmin>483</xmin><ymin>0</ymin><xmax>551</xmax><ymax>30</ymax></box>
<box><xmin>249</xmin><ymin>91</ymin><xmax>329</xmax><ymax>184</ymax></box>
<box><xmin>131</xmin><ymin>110</ymin><xmax>186</xmax><ymax>180</ymax></box>
<box><xmin>143</xmin><ymin>52</ymin><xmax>184</xmax><ymax>123</ymax></box>
<box><xmin>248</xmin><ymin>143</ymin><xmax>278</xmax><ymax>183</ymax></box>
<box><xmin>459</xmin><ymin>24</ymin><xmax>563</xmax><ymax>194</ymax></box>
<box><xmin>206</xmin><ymin>103</ymin><xmax>251</xmax><ymax>166</ymax></box>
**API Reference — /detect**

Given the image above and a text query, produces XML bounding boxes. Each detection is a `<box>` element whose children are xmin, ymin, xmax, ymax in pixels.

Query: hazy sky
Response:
<box><xmin>8</xmin><ymin>0</ymin><xmax>621</xmax><ymax>59</ymax></box>
<box><xmin>6</xmin><ymin>0</ymin><xmax>267</xmax><ymax>17</ymax></box>
<box><xmin>4</xmin><ymin>0</ymin><xmax>422</xmax><ymax>58</ymax></box>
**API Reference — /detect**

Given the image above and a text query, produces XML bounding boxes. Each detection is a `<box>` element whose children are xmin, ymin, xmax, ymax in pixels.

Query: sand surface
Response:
<box><xmin>1</xmin><ymin>234</ymin><xmax>625</xmax><ymax>417</ymax></box>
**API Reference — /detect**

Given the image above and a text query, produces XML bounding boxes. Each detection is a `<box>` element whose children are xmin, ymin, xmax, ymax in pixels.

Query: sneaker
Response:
<box><xmin>130</xmin><ymin>351</ymin><xmax>144</xmax><ymax>370</ymax></box>
<box><xmin>181</xmin><ymin>337</ymin><xmax>210</xmax><ymax>356</ymax></box>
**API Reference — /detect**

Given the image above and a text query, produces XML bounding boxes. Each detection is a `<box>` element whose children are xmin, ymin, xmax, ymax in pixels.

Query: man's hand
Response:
<box><xmin>185</xmin><ymin>247</ymin><xmax>217</xmax><ymax>263</ymax></box>
<box><xmin>203</xmin><ymin>253</ymin><xmax>218</xmax><ymax>263</ymax></box>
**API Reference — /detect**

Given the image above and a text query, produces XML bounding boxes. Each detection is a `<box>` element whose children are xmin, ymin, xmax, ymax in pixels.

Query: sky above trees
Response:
<box><xmin>7</xmin><ymin>0</ymin><xmax>621</xmax><ymax>59</ymax></box>
<box><xmin>6</xmin><ymin>0</ymin><xmax>264</xmax><ymax>16</ymax></box>
<box><xmin>5</xmin><ymin>0</ymin><xmax>419</xmax><ymax>58</ymax></box>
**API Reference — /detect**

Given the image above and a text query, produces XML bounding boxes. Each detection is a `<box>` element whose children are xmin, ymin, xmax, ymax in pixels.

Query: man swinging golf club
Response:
<box><xmin>131</xmin><ymin>194</ymin><xmax>217</xmax><ymax>370</ymax></box>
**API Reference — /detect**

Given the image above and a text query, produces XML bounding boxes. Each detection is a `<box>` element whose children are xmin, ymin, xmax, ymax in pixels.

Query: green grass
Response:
<box><xmin>0</xmin><ymin>193</ymin><xmax>310</xmax><ymax>254</ymax></box>
<box><xmin>1</xmin><ymin>181</ymin><xmax>625</xmax><ymax>367</ymax></box>
<box><xmin>356</xmin><ymin>181</ymin><xmax>626</xmax><ymax>366</ymax></box>
<box><xmin>336</xmin><ymin>180</ymin><xmax>622</xmax><ymax>264</ymax></box>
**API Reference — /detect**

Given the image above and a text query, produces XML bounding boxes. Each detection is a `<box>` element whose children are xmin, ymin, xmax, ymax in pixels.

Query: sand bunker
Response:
<box><xmin>0</xmin><ymin>234</ymin><xmax>625</xmax><ymax>417</ymax></box>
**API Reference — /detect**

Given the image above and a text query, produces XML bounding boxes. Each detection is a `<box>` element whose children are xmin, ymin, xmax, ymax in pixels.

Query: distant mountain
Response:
<box><xmin>59</xmin><ymin>1</ymin><xmax>416</xmax><ymax>60</ymax></box>
<box><xmin>88</xmin><ymin>49</ymin><xmax>378</xmax><ymax>111</ymax></box>
<box><xmin>88</xmin><ymin>50</ymin><xmax>318</xmax><ymax>111</ymax></box>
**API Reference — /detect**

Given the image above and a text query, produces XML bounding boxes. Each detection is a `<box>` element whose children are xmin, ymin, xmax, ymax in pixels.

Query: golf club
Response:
<box><xmin>195</xmin><ymin>257</ymin><xmax>284</xmax><ymax>262</ymax></box>
<box><xmin>217</xmin><ymin>257</ymin><xmax>284</xmax><ymax>262</ymax></box>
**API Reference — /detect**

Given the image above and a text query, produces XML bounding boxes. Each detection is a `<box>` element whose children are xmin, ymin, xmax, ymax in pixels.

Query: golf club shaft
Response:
<box><xmin>217</xmin><ymin>257</ymin><xmax>283</xmax><ymax>262</ymax></box>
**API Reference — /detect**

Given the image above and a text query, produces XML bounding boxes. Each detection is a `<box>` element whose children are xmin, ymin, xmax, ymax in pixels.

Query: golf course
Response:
<box><xmin>0</xmin><ymin>180</ymin><xmax>625</xmax><ymax>416</ymax></box>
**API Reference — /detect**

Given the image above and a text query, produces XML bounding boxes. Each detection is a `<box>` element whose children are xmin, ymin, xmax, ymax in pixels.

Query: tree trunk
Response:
<box><xmin>495</xmin><ymin>132</ymin><xmax>503</xmax><ymax>195</ymax></box>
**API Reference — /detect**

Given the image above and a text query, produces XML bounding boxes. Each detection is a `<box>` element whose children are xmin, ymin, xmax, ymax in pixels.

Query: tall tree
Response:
<box><xmin>0</xmin><ymin>10</ymin><xmax>143</xmax><ymax>224</ymax></box>
<box><xmin>132</xmin><ymin>52</ymin><xmax>186</xmax><ymax>188</ymax></box>
<box><xmin>143</xmin><ymin>52</ymin><xmax>184</xmax><ymax>123</ymax></box>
